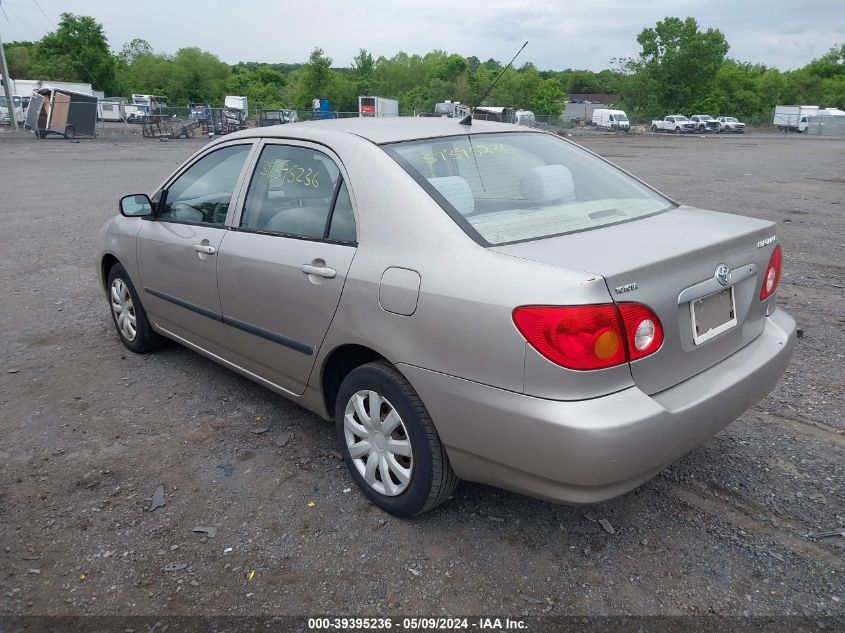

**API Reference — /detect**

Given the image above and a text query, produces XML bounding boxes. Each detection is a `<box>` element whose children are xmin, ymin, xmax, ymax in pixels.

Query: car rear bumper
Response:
<box><xmin>400</xmin><ymin>308</ymin><xmax>795</xmax><ymax>504</ymax></box>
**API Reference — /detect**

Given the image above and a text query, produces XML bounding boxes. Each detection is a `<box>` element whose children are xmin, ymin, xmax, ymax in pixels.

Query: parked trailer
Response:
<box><xmin>25</xmin><ymin>87</ymin><xmax>98</xmax><ymax>139</ymax></box>
<box><xmin>433</xmin><ymin>101</ymin><xmax>470</xmax><ymax>118</ymax></box>
<box><xmin>473</xmin><ymin>106</ymin><xmax>517</xmax><ymax>123</ymax></box>
<box><xmin>98</xmin><ymin>97</ymin><xmax>126</xmax><ymax>121</ymax></box>
<box><xmin>773</xmin><ymin>105</ymin><xmax>819</xmax><ymax>133</ymax></box>
<box><xmin>359</xmin><ymin>96</ymin><xmax>398</xmax><ymax>117</ymax></box>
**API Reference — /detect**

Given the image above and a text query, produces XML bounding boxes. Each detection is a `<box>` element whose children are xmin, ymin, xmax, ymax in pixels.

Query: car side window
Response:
<box><xmin>241</xmin><ymin>145</ymin><xmax>352</xmax><ymax>241</ymax></box>
<box><xmin>159</xmin><ymin>145</ymin><xmax>251</xmax><ymax>225</ymax></box>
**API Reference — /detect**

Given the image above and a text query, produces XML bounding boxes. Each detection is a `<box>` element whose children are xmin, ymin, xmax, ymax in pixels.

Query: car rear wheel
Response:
<box><xmin>64</xmin><ymin>125</ymin><xmax>76</xmax><ymax>139</ymax></box>
<box><xmin>335</xmin><ymin>361</ymin><xmax>458</xmax><ymax>517</ymax></box>
<box><xmin>107</xmin><ymin>263</ymin><xmax>163</xmax><ymax>353</ymax></box>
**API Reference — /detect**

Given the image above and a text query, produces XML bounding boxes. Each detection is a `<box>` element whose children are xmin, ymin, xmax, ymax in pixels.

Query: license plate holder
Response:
<box><xmin>690</xmin><ymin>287</ymin><xmax>737</xmax><ymax>345</ymax></box>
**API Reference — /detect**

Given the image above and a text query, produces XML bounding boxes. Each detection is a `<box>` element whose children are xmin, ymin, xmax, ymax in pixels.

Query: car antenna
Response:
<box><xmin>459</xmin><ymin>41</ymin><xmax>528</xmax><ymax>126</ymax></box>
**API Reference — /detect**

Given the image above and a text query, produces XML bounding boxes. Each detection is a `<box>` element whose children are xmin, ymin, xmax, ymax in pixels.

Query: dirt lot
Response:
<box><xmin>0</xmin><ymin>129</ymin><xmax>843</xmax><ymax>620</ymax></box>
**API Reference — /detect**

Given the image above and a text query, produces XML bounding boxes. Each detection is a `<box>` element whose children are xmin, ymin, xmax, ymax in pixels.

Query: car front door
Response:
<box><xmin>136</xmin><ymin>142</ymin><xmax>255</xmax><ymax>357</ymax></box>
<box><xmin>216</xmin><ymin>141</ymin><xmax>358</xmax><ymax>396</ymax></box>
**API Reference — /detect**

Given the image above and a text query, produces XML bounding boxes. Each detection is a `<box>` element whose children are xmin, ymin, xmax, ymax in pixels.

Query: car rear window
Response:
<box><xmin>383</xmin><ymin>132</ymin><xmax>674</xmax><ymax>245</ymax></box>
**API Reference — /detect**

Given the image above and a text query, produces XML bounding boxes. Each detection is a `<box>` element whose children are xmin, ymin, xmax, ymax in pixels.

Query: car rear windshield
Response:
<box><xmin>383</xmin><ymin>132</ymin><xmax>674</xmax><ymax>245</ymax></box>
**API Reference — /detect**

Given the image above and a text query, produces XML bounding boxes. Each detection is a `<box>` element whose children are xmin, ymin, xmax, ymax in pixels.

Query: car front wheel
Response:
<box><xmin>107</xmin><ymin>263</ymin><xmax>163</xmax><ymax>353</ymax></box>
<box><xmin>335</xmin><ymin>361</ymin><xmax>458</xmax><ymax>517</ymax></box>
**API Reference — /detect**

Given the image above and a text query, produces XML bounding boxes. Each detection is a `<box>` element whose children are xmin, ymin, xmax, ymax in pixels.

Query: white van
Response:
<box><xmin>591</xmin><ymin>108</ymin><xmax>630</xmax><ymax>132</ymax></box>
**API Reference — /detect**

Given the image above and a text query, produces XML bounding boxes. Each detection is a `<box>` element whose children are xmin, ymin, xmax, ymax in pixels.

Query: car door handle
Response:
<box><xmin>301</xmin><ymin>264</ymin><xmax>336</xmax><ymax>279</ymax></box>
<box><xmin>193</xmin><ymin>244</ymin><xmax>217</xmax><ymax>254</ymax></box>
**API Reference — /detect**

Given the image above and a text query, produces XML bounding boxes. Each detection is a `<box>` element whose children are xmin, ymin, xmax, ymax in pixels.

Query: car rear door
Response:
<box><xmin>216</xmin><ymin>140</ymin><xmax>358</xmax><ymax>396</ymax></box>
<box><xmin>136</xmin><ymin>141</ymin><xmax>256</xmax><ymax>357</ymax></box>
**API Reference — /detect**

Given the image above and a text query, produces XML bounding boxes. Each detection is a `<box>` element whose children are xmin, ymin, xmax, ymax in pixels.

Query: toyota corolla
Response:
<box><xmin>97</xmin><ymin>118</ymin><xmax>795</xmax><ymax>517</ymax></box>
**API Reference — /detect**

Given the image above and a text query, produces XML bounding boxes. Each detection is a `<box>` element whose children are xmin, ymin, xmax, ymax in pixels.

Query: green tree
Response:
<box><xmin>352</xmin><ymin>48</ymin><xmax>375</xmax><ymax>95</ymax></box>
<box><xmin>295</xmin><ymin>47</ymin><xmax>334</xmax><ymax>109</ymax></box>
<box><xmin>5</xmin><ymin>42</ymin><xmax>36</xmax><ymax>78</ymax></box>
<box><xmin>119</xmin><ymin>38</ymin><xmax>153</xmax><ymax>65</ymax></box>
<box><xmin>530</xmin><ymin>78</ymin><xmax>565</xmax><ymax>114</ymax></box>
<box><xmin>164</xmin><ymin>48</ymin><xmax>230</xmax><ymax>104</ymax></box>
<box><xmin>31</xmin><ymin>13</ymin><xmax>118</xmax><ymax>93</ymax></box>
<box><xmin>227</xmin><ymin>65</ymin><xmax>288</xmax><ymax>109</ymax></box>
<box><xmin>126</xmin><ymin>52</ymin><xmax>173</xmax><ymax>96</ymax></box>
<box><xmin>624</xmin><ymin>17</ymin><xmax>729</xmax><ymax>114</ymax></box>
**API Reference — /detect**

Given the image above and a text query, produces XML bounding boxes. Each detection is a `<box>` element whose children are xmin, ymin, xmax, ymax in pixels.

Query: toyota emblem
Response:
<box><xmin>715</xmin><ymin>264</ymin><xmax>731</xmax><ymax>286</ymax></box>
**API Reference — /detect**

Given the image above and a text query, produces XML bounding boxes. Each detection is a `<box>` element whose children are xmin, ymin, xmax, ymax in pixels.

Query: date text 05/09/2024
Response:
<box><xmin>307</xmin><ymin>617</ymin><xmax>528</xmax><ymax>631</ymax></box>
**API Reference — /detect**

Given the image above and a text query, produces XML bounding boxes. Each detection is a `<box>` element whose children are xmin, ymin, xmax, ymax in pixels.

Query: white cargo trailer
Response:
<box><xmin>98</xmin><ymin>97</ymin><xmax>126</xmax><ymax>121</ymax></box>
<box><xmin>359</xmin><ymin>96</ymin><xmax>399</xmax><ymax>117</ymax></box>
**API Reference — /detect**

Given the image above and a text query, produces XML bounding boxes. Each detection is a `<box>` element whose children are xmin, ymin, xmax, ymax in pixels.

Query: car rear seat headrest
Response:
<box><xmin>281</xmin><ymin>159</ymin><xmax>336</xmax><ymax>199</ymax></box>
<box><xmin>427</xmin><ymin>176</ymin><xmax>475</xmax><ymax>216</ymax></box>
<box><xmin>520</xmin><ymin>165</ymin><xmax>575</xmax><ymax>203</ymax></box>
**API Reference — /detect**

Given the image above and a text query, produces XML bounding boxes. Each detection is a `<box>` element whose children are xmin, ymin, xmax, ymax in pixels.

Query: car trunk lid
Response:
<box><xmin>492</xmin><ymin>206</ymin><xmax>779</xmax><ymax>395</ymax></box>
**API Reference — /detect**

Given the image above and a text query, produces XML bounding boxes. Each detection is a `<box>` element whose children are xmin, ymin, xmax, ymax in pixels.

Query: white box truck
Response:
<box><xmin>773</xmin><ymin>105</ymin><xmax>819</xmax><ymax>133</ymax></box>
<box><xmin>591</xmin><ymin>108</ymin><xmax>630</xmax><ymax>131</ymax></box>
<box><xmin>359</xmin><ymin>96</ymin><xmax>399</xmax><ymax>117</ymax></box>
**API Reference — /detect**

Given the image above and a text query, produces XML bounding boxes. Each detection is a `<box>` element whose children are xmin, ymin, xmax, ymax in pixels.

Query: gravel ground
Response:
<box><xmin>0</xmin><ymin>128</ymin><xmax>843</xmax><ymax>619</ymax></box>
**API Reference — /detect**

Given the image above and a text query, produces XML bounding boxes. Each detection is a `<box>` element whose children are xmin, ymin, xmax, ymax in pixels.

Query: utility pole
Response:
<box><xmin>0</xmin><ymin>25</ymin><xmax>19</xmax><ymax>131</ymax></box>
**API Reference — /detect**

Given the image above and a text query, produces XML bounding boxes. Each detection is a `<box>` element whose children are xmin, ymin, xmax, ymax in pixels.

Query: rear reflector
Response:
<box><xmin>513</xmin><ymin>303</ymin><xmax>663</xmax><ymax>371</ymax></box>
<box><xmin>760</xmin><ymin>244</ymin><xmax>782</xmax><ymax>301</ymax></box>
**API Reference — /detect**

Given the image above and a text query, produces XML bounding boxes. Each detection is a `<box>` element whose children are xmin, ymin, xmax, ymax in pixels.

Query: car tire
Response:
<box><xmin>64</xmin><ymin>125</ymin><xmax>76</xmax><ymax>139</ymax></box>
<box><xmin>335</xmin><ymin>361</ymin><xmax>458</xmax><ymax>517</ymax></box>
<box><xmin>106</xmin><ymin>263</ymin><xmax>164</xmax><ymax>354</ymax></box>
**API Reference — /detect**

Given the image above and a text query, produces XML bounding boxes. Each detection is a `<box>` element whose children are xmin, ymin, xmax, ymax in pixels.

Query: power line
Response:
<box><xmin>30</xmin><ymin>0</ymin><xmax>50</xmax><ymax>24</ymax></box>
<box><xmin>5</xmin><ymin>4</ymin><xmax>39</xmax><ymax>38</ymax></box>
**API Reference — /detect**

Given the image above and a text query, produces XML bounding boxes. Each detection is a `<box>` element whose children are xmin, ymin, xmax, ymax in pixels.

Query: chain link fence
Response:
<box><xmin>12</xmin><ymin>102</ymin><xmax>842</xmax><ymax>140</ymax></box>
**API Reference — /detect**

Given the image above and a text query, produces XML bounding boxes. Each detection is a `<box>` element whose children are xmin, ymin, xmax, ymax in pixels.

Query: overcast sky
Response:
<box><xmin>2</xmin><ymin>0</ymin><xmax>842</xmax><ymax>72</ymax></box>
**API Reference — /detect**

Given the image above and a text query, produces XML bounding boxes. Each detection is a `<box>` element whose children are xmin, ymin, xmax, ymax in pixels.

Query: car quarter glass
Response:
<box><xmin>384</xmin><ymin>132</ymin><xmax>674</xmax><ymax>245</ymax></box>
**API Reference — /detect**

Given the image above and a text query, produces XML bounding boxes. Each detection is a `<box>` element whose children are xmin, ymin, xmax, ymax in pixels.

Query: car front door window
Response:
<box><xmin>160</xmin><ymin>145</ymin><xmax>251</xmax><ymax>225</ymax></box>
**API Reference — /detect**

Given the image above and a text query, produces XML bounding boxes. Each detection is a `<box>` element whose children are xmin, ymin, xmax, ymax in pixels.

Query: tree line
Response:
<box><xmin>4</xmin><ymin>13</ymin><xmax>843</xmax><ymax>119</ymax></box>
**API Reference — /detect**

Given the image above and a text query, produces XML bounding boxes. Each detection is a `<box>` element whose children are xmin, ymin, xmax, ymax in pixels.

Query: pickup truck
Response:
<box><xmin>716</xmin><ymin>116</ymin><xmax>746</xmax><ymax>133</ymax></box>
<box><xmin>689</xmin><ymin>114</ymin><xmax>720</xmax><ymax>133</ymax></box>
<box><xmin>651</xmin><ymin>115</ymin><xmax>696</xmax><ymax>134</ymax></box>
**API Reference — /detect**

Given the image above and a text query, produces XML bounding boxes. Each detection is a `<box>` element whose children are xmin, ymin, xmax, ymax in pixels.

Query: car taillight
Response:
<box><xmin>512</xmin><ymin>303</ymin><xmax>663</xmax><ymax>371</ymax></box>
<box><xmin>760</xmin><ymin>244</ymin><xmax>782</xmax><ymax>301</ymax></box>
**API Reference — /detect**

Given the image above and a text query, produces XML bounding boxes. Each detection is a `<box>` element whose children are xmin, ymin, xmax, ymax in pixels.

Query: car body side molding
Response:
<box><xmin>143</xmin><ymin>287</ymin><xmax>313</xmax><ymax>356</ymax></box>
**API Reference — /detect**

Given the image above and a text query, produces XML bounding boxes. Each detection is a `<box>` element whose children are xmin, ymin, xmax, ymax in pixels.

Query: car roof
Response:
<box><xmin>218</xmin><ymin>117</ymin><xmax>536</xmax><ymax>146</ymax></box>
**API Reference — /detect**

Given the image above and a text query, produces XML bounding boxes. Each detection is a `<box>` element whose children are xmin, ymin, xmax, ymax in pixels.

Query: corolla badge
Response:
<box><xmin>715</xmin><ymin>264</ymin><xmax>731</xmax><ymax>286</ymax></box>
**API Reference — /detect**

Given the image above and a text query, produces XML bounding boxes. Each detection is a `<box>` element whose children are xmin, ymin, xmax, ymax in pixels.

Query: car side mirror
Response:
<box><xmin>120</xmin><ymin>194</ymin><xmax>153</xmax><ymax>217</ymax></box>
